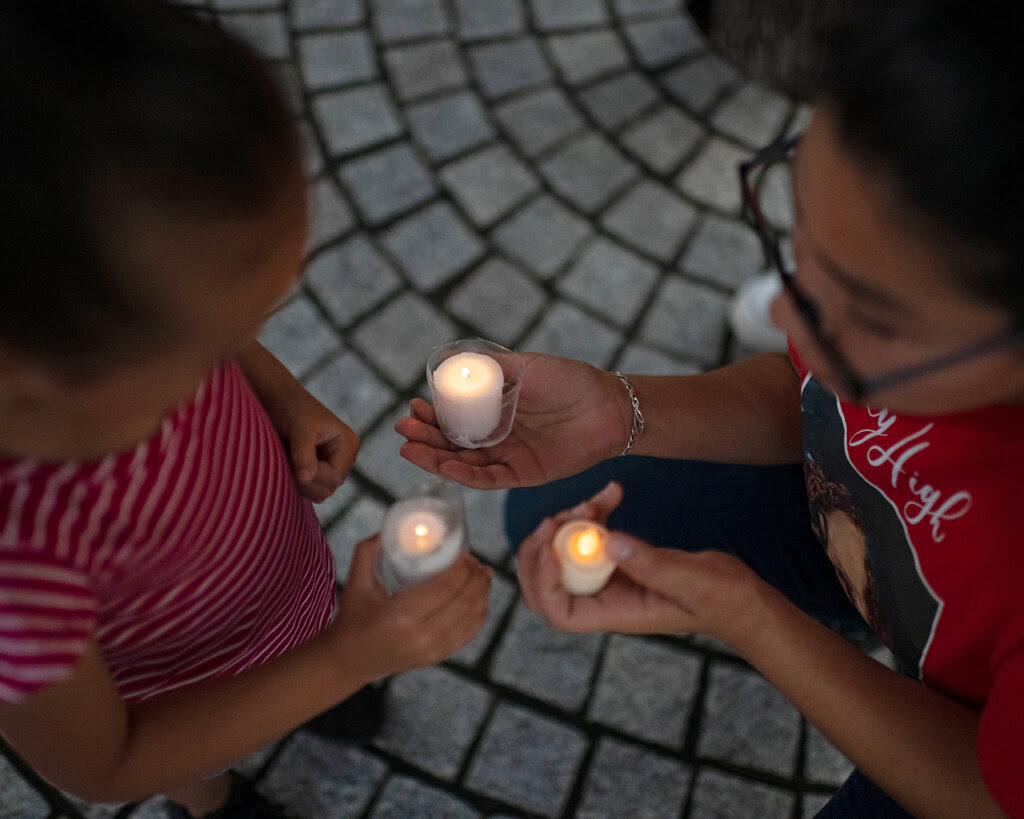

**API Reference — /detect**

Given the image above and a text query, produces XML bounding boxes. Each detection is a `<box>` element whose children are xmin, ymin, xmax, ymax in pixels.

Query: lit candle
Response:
<box><xmin>380</xmin><ymin>497</ymin><xmax>465</xmax><ymax>589</ymax></box>
<box><xmin>552</xmin><ymin>519</ymin><xmax>616</xmax><ymax>596</ymax></box>
<box><xmin>431</xmin><ymin>351</ymin><xmax>503</xmax><ymax>445</ymax></box>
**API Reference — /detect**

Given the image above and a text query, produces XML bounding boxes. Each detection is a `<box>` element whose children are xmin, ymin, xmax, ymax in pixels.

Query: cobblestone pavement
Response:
<box><xmin>1</xmin><ymin>1</ymin><xmax>866</xmax><ymax>817</ymax></box>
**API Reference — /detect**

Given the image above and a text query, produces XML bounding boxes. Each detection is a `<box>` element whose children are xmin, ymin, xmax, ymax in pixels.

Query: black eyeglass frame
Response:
<box><xmin>738</xmin><ymin>134</ymin><xmax>1024</xmax><ymax>402</ymax></box>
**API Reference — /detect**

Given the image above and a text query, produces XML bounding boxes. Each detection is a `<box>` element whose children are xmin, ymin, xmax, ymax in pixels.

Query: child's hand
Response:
<box><xmin>516</xmin><ymin>484</ymin><xmax>766</xmax><ymax>648</ymax></box>
<box><xmin>276</xmin><ymin>388</ymin><xmax>359</xmax><ymax>503</ymax></box>
<box><xmin>395</xmin><ymin>353</ymin><xmax>631</xmax><ymax>490</ymax></box>
<box><xmin>328</xmin><ymin>535</ymin><xmax>493</xmax><ymax>680</ymax></box>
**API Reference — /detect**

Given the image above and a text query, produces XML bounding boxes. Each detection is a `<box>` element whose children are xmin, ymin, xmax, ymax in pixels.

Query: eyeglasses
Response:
<box><xmin>738</xmin><ymin>134</ymin><xmax>1024</xmax><ymax>401</ymax></box>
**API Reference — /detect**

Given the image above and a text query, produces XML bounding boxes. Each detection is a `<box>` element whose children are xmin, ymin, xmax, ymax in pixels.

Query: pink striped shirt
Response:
<box><xmin>0</xmin><ymin>360</ymin><xmax>336</xmax><ymax>704</ymax></box>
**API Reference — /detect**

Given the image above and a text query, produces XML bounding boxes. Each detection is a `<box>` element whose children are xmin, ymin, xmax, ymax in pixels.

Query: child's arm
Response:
<box><xmin>516</xmin><ymin>509</ymin><xmax>1006</xmax><ymax>819</ymax></box>
<box><xmin>237</xmin><ymin>339</ymin><xmax>359</xmax><ymax>502</ymax></box>
<box><xmin>0</xmin><ymin>537</ymin><xmax>491</xmax><ymax>804</ymax></box>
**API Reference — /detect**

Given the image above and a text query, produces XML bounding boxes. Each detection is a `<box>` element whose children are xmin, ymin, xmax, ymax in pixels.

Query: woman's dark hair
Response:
<box><xmin>819</xmin><ymin>0</ymin><xmax>1023</xmax><ymax>319</ymax></box>
<box><xmin>0</xmin><ymin>0</ymin><xmax>300</xmax><ymax>379</ymax></box>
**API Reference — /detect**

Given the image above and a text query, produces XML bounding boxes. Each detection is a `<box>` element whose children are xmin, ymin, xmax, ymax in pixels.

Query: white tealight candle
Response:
<box><xmin>431</xmin><ymin>352</ymin><xmax>503</xmax><ymax>445</ymax></box>
<box><xmin>381</xmin><ymin>497</ymin><xmax>465</xmax><ymax>589</ymax></box>
<box><xmin>552</xmin><ymin>520</ymin><xmax>616</xmax><ymax>596</ymax></box>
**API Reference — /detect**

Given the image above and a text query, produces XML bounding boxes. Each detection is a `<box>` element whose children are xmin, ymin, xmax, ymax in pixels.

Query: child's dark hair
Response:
<box><xmin>0</xmin><ymin>0</ymin><xmax>300</xmax><ymax>380</ymax></box>
<box><xmin>819</xmin><ymin>0</ymin><xmax>1023</xmax><ymax>321</ymax></box>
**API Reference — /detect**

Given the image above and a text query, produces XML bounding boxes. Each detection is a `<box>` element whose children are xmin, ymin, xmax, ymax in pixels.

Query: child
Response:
<box><xmin>397</xmin><ymin>0</ymin><xmax>1024</xmax><ymax>815</ymax></box>
<box><xmin>0</xmin><ymin>2</ymin><xmax>491</xmax><ymax>817</ymax></box>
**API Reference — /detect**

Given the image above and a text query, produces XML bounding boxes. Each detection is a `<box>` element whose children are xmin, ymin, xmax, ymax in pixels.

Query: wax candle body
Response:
<box><xmin>553</xmin><ymin>520</ymin><xmax>616</xmax><ymax>596</ymax></box>
<box><xmin>381</xmin><ymin>497</ymin><xmax>465</xmax><ymax>588</ymax></box>
<box><xmin>431</xmin><ymin>352</ymin><xmax>503</xmax><ymax>445</ymax></box>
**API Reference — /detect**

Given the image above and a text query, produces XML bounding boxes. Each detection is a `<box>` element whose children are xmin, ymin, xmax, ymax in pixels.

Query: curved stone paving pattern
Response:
<box><xmin>0</xmin><ymin>1</ymin><xmax>877</xmax><ymax>817</ymax></box>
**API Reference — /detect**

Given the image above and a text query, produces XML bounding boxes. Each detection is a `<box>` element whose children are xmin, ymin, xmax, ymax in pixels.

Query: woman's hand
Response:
<box><xmin>328</xmin><ymin>535</ymin><xmax>493</xmax><ymax>681</ymax></box>
<box><xmin>516</xmin><ymin>483</ymin><xmax>768</xmax><ymax>648</ymax></box>
<box><xmin>395</xmin><ymin>353</ymin><xmax>630</xmax><ymax>490</ymax></box>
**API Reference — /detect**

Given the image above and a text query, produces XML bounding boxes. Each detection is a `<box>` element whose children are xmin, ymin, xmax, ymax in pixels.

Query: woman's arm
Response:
<box><xmin>397</xmin><ymin>351</ymin><xmax>805</xmax><ymax>490</ymax></box>
<box><xmin>0</xmin><ymin>538</ymin><xmax>491</xmax><ymax>803</ymax></box>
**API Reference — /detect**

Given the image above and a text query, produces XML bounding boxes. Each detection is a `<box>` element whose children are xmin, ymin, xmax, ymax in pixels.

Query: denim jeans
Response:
<box><xmin>504</xmin><ymin>456</ymin><xmax>911</xmax><ymax>817</ymax></box>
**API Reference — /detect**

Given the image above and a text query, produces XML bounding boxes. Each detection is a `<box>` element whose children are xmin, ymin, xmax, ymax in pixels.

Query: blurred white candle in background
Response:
<box><xmin>553</xmin><ymin>520</ymin><xmax>616</xmax><ymax>596</ymax></box>
<box><xmin>431</xmin><ymin>351</ymin><xmax>503</xmax><ymax>444</ymax></box>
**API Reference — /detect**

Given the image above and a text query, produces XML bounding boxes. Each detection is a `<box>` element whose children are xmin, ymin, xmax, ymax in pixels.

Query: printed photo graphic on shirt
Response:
<box><xmin>800</xmin><ymin>377</ymin><xmax>941</xmax><ymax>678</ymax></box>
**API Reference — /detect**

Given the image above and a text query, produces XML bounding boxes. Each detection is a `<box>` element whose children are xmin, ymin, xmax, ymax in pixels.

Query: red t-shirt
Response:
<box><xmin>794</xmin><ymin>353</ymin><xmax>1024</xmax><ymax>815</ymax></box>
<box><xmin>0</xmin><ymin>360</ymin><xmax>336</xmax><ymax>704</ymax></box>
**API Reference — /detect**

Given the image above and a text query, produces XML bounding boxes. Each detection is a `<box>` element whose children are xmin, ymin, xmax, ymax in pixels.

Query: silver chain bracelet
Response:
<box><xmin>613</xmin><ymin>371</ymin><xmax>645</xmax><ymax>456</ymax></box>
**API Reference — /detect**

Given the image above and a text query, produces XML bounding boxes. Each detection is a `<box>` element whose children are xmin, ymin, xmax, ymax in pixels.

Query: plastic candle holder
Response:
<box><xmin>379</xmin><ymin>480</ymin><xmax>466</xmax><ymax>592</ymax></box>
<box><xmin>426</xmin><ymin>339</ymin><xmax>523</xmax><ymax>449</ymax></box>
<box><xmin>552</xmin><ymin>519</ymin><xmax>616</xmax><ymax>596</ymax></box>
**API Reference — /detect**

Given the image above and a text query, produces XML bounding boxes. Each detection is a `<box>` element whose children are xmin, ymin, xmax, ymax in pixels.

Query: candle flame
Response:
<box><xmin>460</xmin><ymin>366</ymin><xmax>471</xmax><ymax>379</ymax></box>
<box><xmin>576</xmin><ymin>530</ymin><xmax>600</xmax><ymax>557</ymax></box>
<box><xmin>414</xmin><ymin>524</ymin><xmax>429</xmax><ymax>538</ymax></box>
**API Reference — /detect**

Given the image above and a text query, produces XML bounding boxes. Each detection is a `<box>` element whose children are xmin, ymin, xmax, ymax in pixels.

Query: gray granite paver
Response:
<box><xmin>520</xmin><ymin>300</ymin><xmax>622</xmax><ymax>368</ymax></box>
<box><xmin>530</xmin><ymin>0</ymin><xmax>609</xmax><ymax>30</ymax></box>
<box><xmin>355</xmin><ymin>407</ymin><xmax>440</xmax><ymax>497</ymax></box>
<box><xmin>450</xmin><ymin>573</ymin><xmax>518</xmax><ymax>667</ymax></box>
<box><xmin>381</xmin><ymin>201</ymin><xmax>486</xmax><ymax>290</ymax></box>
<box><xmin>465</xmin><ymin>702</ymin><xmax>588</xmax><ymax>817</ymax></box>
<box><xmin>0</xmin><ymin>757</ymin><xmax>48</xmax><ymax>818</ymax></box>
<box><xmin>303</xmin><ymin>350</ymin><xmax>396</xmax><ymax>433</ymax></box>
<box><xmin>491</xmin><ymin>193</ymin><xmax>593</xmax><ymax>278</ymax></box>
<box><xmin>439</xmin><ymin>144</ymin><xmax>540</xmax><ymax>227</ymax></box>
<box><xmin>258</xmin><ymin>294</ymin><xmax>340</xmax><ymax>379</ymax></box>
<box><xmin>557</xmin><ymin>236</ymin><xmax>660</xmax><ymax>327</ymax></box>
<box><xmin>326</xmin><ymin>494</ymin><xmax>388</xmax><ymax>578</ymax></box>
<box><xmin>621</xmin><ymin>105</ymin><xmax>704</xmax><ymax>175</ymax></box>
<box><xmin>614</xmin><ymin>342</ymin><xmax>703</xmax><ymax>375</ymax></box>
<box><xmin>805</xmin><ymin>724</ymin><xmax>855</xmax><ymax>786</ymax></box>
<box><xmin>373</xmin><ymin>666</ymin><xmax>492</xmax><ymax>780</ymax></box>
<box><xmin>638</xmin><ymin>274</ymin><xmax>729</xmax><ymax>366</ymax></box>
<box><xmin>623</xmin><ymin>14</ymin><xmax>704</xmax><ymax>68</ymax></box>
<box><xmin>613</xmin><ymin>0</ymin><xmax>683</xmax><ymax>15</ymax></box>
<box><xmin>587</xmin><ymin>635</ymin><xmax>702</xmax><ymax>747</ymax></box>
<box><xmin>383</xmin><ymin>39</ymin><xmax>467</xmax><ymax>102</ymax></box>
<box><xmin>454</xmin><ymin>0</ymin><xmax>525</xmax><ymax>40</ymax></box>
<box><xmin>689</xmin><ymin>768</ymin><xmax>795</xmax><ymax>819</ymax></box>
<box><xmin>312</xmin><ymin>473</ymin><xmax>359</xmax><ymax>529</ymax></box>
<box><xmin>406</xmin><ymin>91</ymin><xmax>496</xmax><ymax>162</ymax></box>
<box><xmin>680</xmin><ymin>212</ymin><xmax>764</xmax><ymax>289</ymax></box>
<box><xmin>468</xmin><ymin>38</ymin><xmax>553</xmax><ymax>99</ymax></box>
<box><xmin>306</xmin><ymin>176</ymin><xmax>355</xmax><ymax>254</ymax></box>
<box><xmin>577</xmin><ymin>70</ymin><xmax>660</xmax><ymax>130</ymax></box>
<box><xmin>493</xmin><ymin>86</ymin><xmax>586</xmax><ymax>157</ymax></box>
<box><xmin>219</xmin><ymin>12</ymin><xmax>290</xmax><ymax>60</ymax></box>
<box><xmin>313</xmin><ymin>84</ymin><xmax>404</xmax><ymax>157</ymax></box>
<box><xmin>539</xmin><ymin>132</ymin><xmax>639</xmax><ymax>214</ymax></box>
<box><xmin>577</xmin><ymin>736</ymin><xmax>692</xmax><ymax>818</ymax></box>
<box><xmin>712</xmin><ymin>82</ymin><xmax>793</xmax><ymax>149</ymax></box>
<box><xmin>697</xmin><ymin>662</ymin><xmax>802</xmax><ymax>777</ymax></box>
<box><xmin>370</xmin><ymin>776</ymin><xmax>481</xmax><ymax>819</ymax></box>
<box><xmin>463</xmin><ymin>487</ymin><xmax>513</xmax><ymax>565</ymax></box>
<box><xmin>291</xmin><ymin>0</ymin><xmax>364</xmax><ymax>28</ymax></box>
<box><xmin>262</xmin><ymin>733</ymin><xmax>389</xmax><ymax>817</ymax></box>
<box><xmin>601</xmin><ymin>179</ymin><xmax>698</xmax><ymax>262</ymax></box>
<box><xmin>351</xmin><ymin>292</ymin><xmax>459</xmax><ymax>387</ymax></box>
<box><xmin>305</xmin><ymin>235</ymin><xmax>403</xmax><ymax>327</ymax></box>
<box><xmin>339</xmin><ymin>142</ymin><xmax>438</xmax><ymax>225</ymax></box>
<box><xmin>445</xmin><ymin>257</ymin><xmax>546</xmax><ymax>345</ymax></box>
<box><xmin>546</xmin><ymin>30</ymin><xmax>630</xmax><ymax>85</ymax></box>
<box><xmin>675</xmin><ymin>136</ymin><xmax>751</xmax><ymax>212</ymax></box>
<box><xmin>298</xmin><ymin>30</ymin><xmax>376</xmax><ymax>89</ymax></box>
<box><xmin>490</xmin><ymin>603</ymin><xmax>604</xmax><ymax>710</ymax></box>
<box><xmin>372</xmin><ymin>0</ymin><xmax>448</xmax><ymax>43</ymax></box>
<box><xmin>660</xmin><ymin>52</ymin><xmax>739</xmax><ymax>114</ymax></box>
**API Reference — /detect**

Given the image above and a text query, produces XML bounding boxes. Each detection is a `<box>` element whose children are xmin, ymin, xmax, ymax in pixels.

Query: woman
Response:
<box><xmin>397</xmin><ymin>0</ymin><xmax>1023</xmax><ymax>814</ymax></box>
